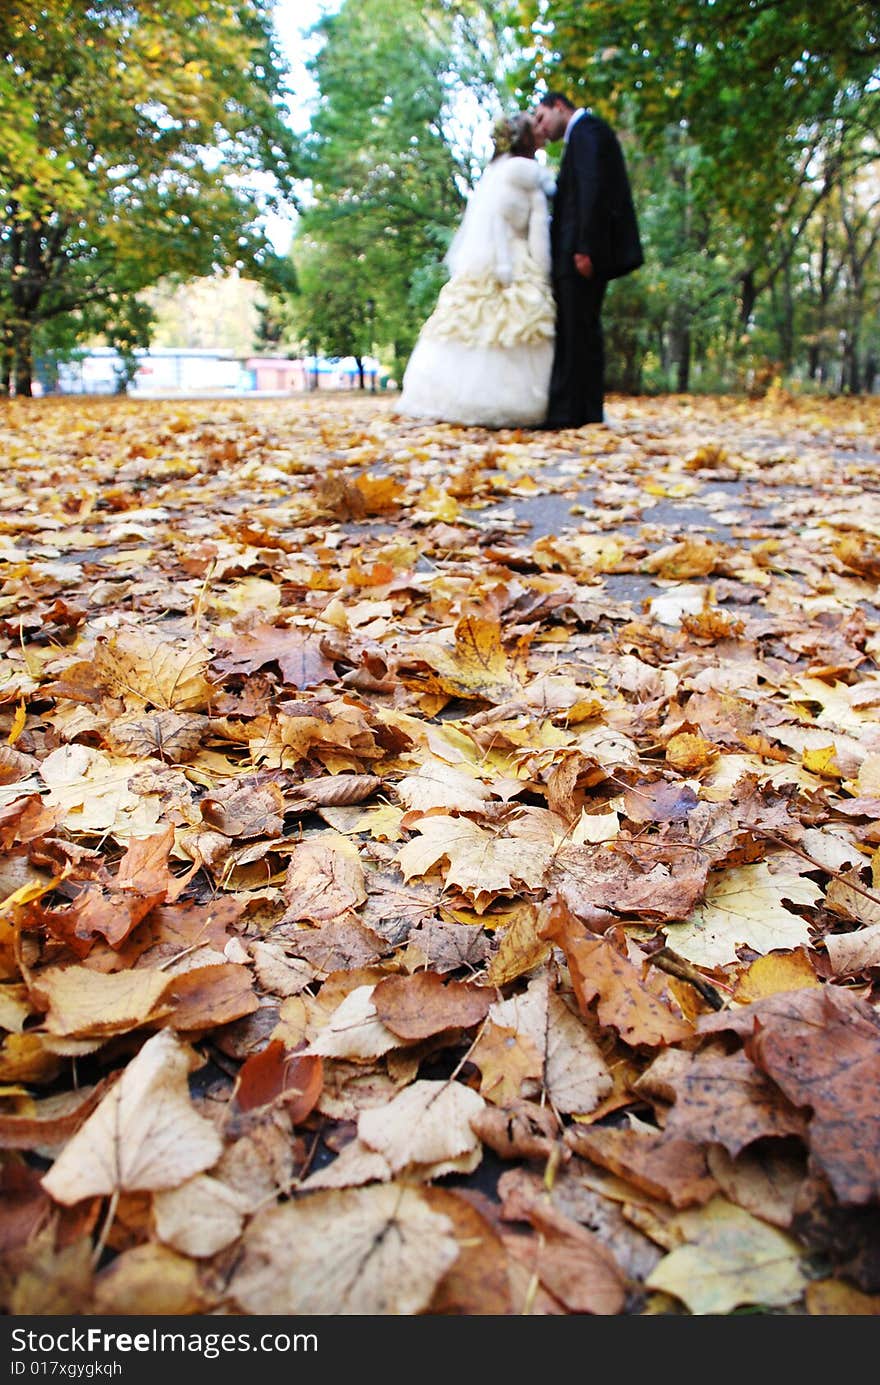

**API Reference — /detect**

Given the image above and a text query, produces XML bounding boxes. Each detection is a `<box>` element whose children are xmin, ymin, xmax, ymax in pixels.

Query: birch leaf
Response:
<box><xmin>41</xmin><ymin>1030</ymin><xmax>222</xmax><ymax>1204</ymax></box>
<box><xmin>230</xmin><ymin>1185</ymin><xmax>459</xmax><ymax>1315</ymax></box>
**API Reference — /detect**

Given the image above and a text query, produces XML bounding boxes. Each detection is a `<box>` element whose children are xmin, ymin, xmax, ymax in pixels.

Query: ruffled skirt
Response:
<box><xmin>399</xmin><ymin>255</ymin><xmax>555</xmax><ymax>429</ymax></box>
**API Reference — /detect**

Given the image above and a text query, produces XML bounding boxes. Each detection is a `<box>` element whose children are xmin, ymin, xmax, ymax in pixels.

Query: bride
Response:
<box><xmin>397</xmin><ymin>112</ymin><xmax>555</xmax><ymax>429</ymax></box>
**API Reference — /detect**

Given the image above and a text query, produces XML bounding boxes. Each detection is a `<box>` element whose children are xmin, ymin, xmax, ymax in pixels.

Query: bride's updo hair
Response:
<box><xmin>491</xmin><ymin>111</ymin><xmax>536</xmax><ymax>160</ymax></box>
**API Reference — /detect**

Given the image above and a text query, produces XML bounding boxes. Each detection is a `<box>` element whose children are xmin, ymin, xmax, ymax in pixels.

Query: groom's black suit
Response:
<box><xmin>547</xmin><ymin>110</ymin><xmax>643</xmax><ymax>426</ymax></box>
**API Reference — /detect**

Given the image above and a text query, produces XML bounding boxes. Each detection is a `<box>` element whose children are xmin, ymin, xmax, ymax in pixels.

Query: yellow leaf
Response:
<box><xmin>645</xmin><ymin>1197</ymin><xmax>807</xmax><ymax>1314</ymax></box>
<box><xmin>7</xmin><ymin>700</ymin><xmax>26</xmax><ymax>746</ymax></box>
<box><xmin>733</xmin><ymin>947</ymin><xmax>821</xmax><ymax>1002</ymax></box>
<box><xmin>802</xmin><ymin>744</ymin><xmax>843</xmax><ymax>778</ymax></box>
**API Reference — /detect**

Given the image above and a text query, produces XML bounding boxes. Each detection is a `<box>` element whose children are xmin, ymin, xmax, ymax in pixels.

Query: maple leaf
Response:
<box><xmin>409</xmin><ymin>613</ymin><xmax>525</xmax><ymax>704</ymax></box>
<box><xmin>470</xmin><ymin>1022</ymin><xmax>544</xmax><ymax>1106</ymax></box>
<box><xmin>94</xmin><ymin>630</ymin><xmax>214</xmax><ymax>711</ymax></box>
<box><xmin>212</xmin><ymin>623</ymin><xmax>336</xmax><ymax>689</ymax></box>
<box><xmin>103</xmin><ymin>710</ymin><xmax>208</xmax><ymax>763</ymax></box>
<box><xmin>396</xmin><ymin>811</ymin><xmax>553</xmax><ymax>908</ymax></box>
<box><xmin>41</xmin><ymin>1031</ymin><xmax>222</xmax><ymax>1204</ymax></box>
<box><xmin>544</xmin><ymin>903</ymin><xmax>693</xmax><ymax>1048</ymax></box>
<box><xmin>666</xmin><ymin>857</ymin><xmax>822</xmax><ymax>965</ymax></box>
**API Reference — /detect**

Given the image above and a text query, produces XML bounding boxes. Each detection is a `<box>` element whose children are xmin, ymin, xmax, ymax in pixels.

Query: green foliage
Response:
<box><xmin>519</xmin><ymin>0</ymin><xmax>880</xmax><ymax>393</ymax></box>
<box><xmin>0</xmin><ymin>0</ymin><xmax>299</xmax><ymax>392</ymax></box>
<box><xmin>289</xmin><ymin>0</ymin><xmax>517</xmax><ymax>374</ymax></box>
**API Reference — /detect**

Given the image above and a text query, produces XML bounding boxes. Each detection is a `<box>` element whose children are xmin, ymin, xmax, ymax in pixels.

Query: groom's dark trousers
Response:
<box><xmin>547</xmin><ymin>272</ymin><xmax>608</xmax><ymax>426</ymax></box>
<box><xmin>545</xmin><ymin>109</ymin><xmax>642</xmax><ymax>427</ymax></box>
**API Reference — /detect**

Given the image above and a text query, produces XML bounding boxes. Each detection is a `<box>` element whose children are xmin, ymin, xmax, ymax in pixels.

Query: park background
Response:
<box><xmin>1</xmin><ymin>1</ymin><xmax>878</xmax><ymax>401</ymax></box>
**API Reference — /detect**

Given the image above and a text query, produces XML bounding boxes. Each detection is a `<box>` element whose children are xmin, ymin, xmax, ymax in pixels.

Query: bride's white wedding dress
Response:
<box><xmin>398</xmin><ymin>155</ymin><xmax>555</xmax><ymax>429</ymax></box>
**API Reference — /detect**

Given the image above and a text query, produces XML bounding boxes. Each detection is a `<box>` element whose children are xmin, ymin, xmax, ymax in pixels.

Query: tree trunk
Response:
<box><xmin>12</xmin><ymin>321</ymin><xmax>33</xmax><ymax>397</ymax></box>
<box><xmin>739</xmin><ymin>270</ymin><xmax>757</xmax><ymax>326</ymax></box>
<box><xmin>675</xmin><ymin>328</ymin><xmax>691</xmax><ymax>393</ymax></box>
<box><xmin>0</xmin><ymin>326</ymin><xmax>12</xmax><ymax>396</ymax></box>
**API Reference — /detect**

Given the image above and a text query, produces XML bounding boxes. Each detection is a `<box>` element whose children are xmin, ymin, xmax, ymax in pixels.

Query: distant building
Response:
<box><xmin>51</xmin><ymin>347</ymin><xmax>384</xmax><ymax>395</ymax></box>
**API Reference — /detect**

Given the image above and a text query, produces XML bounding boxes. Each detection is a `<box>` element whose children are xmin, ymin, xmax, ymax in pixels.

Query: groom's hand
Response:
<box><xmin>574</xmin><ymin>253</ymin><xmax>594</xmax><ymax>278</ymax></box>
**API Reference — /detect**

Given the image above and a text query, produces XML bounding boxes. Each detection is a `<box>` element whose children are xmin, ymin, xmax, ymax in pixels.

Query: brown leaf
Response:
<box><xmin>200</xmin><ymin>780</ymin><xmax>285</xmax><ymax>838</ymax></box>
<box><xmin>232</xmin><ymin>1040</ymin><xmax>323</xmax><ymax>1122</ymax></box>
<box><xmin>707</xmin><ymin>1144</ymin><xmax>807</xmax><ymax>1229</ymax></box>
<box><xmin>549</xmin><ymin>840</ymin><xmax>710</xmax><ymax>922</ymax></box>
<box><xmin>498</xmin><ymin>1170</ymin><xmax>627</xmax><ymax>1314</ymax></box>
<box><xmin>213</xmin><ymin>623</ymin><xmax>336</xmax><ymax>689</ymax></box>
<box><xmin>164</xmin><ymin>962</ymin><xmax>258</xmax><ymax>1033</ymax></box>
<box><xmin>285</xmin><ymin>917</ymin><xmax>389</xmax><ymax>972</ymax></box>
<box><xmin>423</xmin><ymin>1186</ymin><xmax>514</xmax><ymax>1315</ymax></box>
<box><xmin>372</xmin><ymin>971</ymin><xmax>491</xmax><ymax>1040</ymax></box>
<box><xmin>0</xmin><ymin>1079</ymin><xmax>115</xmax><ymax>1155</ymax></box>
<box><xmin>281</xmin><ymin>833</ymin><xmax>366</xmax><ymax>923</ymax></box>
<box><xmin>471</xmin><ymin>1101</ymin><xmax>559</xmax><ymax>1162</ymax></box>
<box><xmin>286</xmin><ymin>773</ymin><xmax>381</xmax><ymax>809</ymax></box>
<box><xmin>747</xmin><ymin>986</ymin><xmax>880</xmax><ymax>1204</ymax></box>
<box><xmin>652</xmin><ymin>1048</ymin><xmax>808</xmax><ymax>1155</ymax></box>
<box><xmin>104</xmin><ymin>710</ymin><xmax>209</xmax><ymax>762</ymax></box>
<box><xmin>115</xmin><ymin>824</ymin><xmax>176</xmax><ymax>895</ymax></box>
<box><xmin>565</xmin><ymin>1125</ymin><xmax>719</xmax><ymax>1209</ymax></box>
<box><xmin>543</xmin><ymin>902</ymin><xmax>693</xmax><ymax>1048</ymax></box>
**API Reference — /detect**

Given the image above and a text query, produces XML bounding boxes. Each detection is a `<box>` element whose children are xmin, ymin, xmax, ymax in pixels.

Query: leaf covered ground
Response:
<box><xmin>2</xmin><ymin>389</ymin><xmax>880</xmax><ymax>1316</ymax></box>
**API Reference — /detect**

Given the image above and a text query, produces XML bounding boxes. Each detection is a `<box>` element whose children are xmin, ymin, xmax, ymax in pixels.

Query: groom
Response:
<box><xmin>532</xmin><ymin>91</ymin><xmax>643</xmax><ymax>427</ymax></box>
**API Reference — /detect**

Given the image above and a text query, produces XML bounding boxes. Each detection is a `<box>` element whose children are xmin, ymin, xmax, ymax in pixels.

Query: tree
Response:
<box><xmin>0</xmin><ymin>1</ymin><xmax>299</xmax><ymax>394</ymax></box>
<box><xmin>291</xmin><ymin>0</ymin><xmax>519</xmax><ymax>378</ymax></box>
<box><xmin>519</xmin><ymin>0</ymin><xmax>880</xmax><ymax>390</ymax></box>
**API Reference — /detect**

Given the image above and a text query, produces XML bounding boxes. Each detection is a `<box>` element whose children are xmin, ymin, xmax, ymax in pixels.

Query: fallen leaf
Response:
<box><xmin>645</xmin><ymin>1196</ymin><xmax>807</xmax><ymax>1314</ymax></box>
<box><xmin>32</xmin><ymin>965</ymin><xmax>172</xmax><ymax>1038</ymax></box>
<box><xmin>229</xmin><ymin>1184</ymin><xmax>460</xmax><ymax>1314</ymax></box>
<box><xmin>153</xmin><ymin>1174</ymin><xmax>246</xmax><ymax>1257</ymax></box>
<box><xmin>41</xmin><ymin>1030</ymin><xmax>222</xmax><ymax>1204</ymax></box>
<box><xmin>666</xmin><ymin>859</ymin><xmax>821</xmax><ymax>965</ymax></box>
<box><xmin>544</xmin><ymin>904</ymin><xmax>693</xmax><ymax>1048</ymax></box>
<box><xmin>93</xmin><ymin>1242</ymin><xmax>208</xmax><ymax>1314</ymax></box>
<box><xmin>372</xmin><ymin>971</ymin><xmax>490</xmax><ymax>1040</ymax></box>
<box><xmin>281</xmin><ymin>832</ymin><xmax>366</xmax><ymax>922</ymax></box>
<box><xmin>358</xmin><ymin>1079</ymin><xmax>485</xmax><ymax>1173</ymax></box>
<box><xmin>747</xmin><ymin>986</ymin><xmax>880</xmax><ymax>1204</ymax></box>
<box><xmin>566</xmin><ymin>1125</ymin><xmax>718</xmax><ymax>1209</ymax></box>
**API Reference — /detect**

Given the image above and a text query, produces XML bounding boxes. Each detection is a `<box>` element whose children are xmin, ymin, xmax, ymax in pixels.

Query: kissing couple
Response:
<box><xmin>399</xmin><ymin>91</ymin><xmax>644</xmax><ymax>431</ymax></box>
